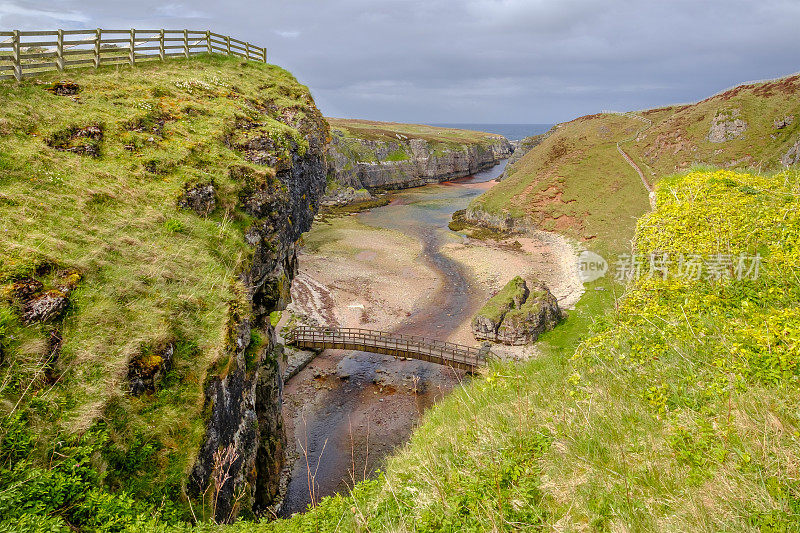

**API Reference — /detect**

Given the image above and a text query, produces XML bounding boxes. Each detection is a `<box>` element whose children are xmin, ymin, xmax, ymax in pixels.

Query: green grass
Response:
<box><xmin>170</xmin><ymin>167</ymin><xmax>797</xmax><ymax>532</ymax></box>
<box><xmin>472</xmin><ymin>114</ymin><xmax>650</xmax><ymax>251</ymax></box>
<box><xmin>0</xmin><ymin>54</ymin><xmax>326</xmax><ymax>529</ymax></box>
<box><xmin>472</xmin><ymin>74</ymin><xmax>800</xmax><ymax>252</ymax></box>
<box><xmin>474</xmin><ymin>275</ymin><xmax>528</xmax><ymax>322</ymax></box>
<box><xmin>385</xmin><ymin>148</ymin><xmax>409</xmax><ymax>161</ymax></box>
<box><xmin>327</xmin><ymin>118</ymin><xmax>506</xmax><ymax>146</ymax></box>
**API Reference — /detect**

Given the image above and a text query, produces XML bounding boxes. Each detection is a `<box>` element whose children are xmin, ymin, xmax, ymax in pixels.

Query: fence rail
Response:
<box><xmin>0</xmin><ymin>28</ymin><xmax>267</xmax><ymax>81</ymax></box>
<box><xmin>288</xmin><ymin>326</ymin><xmax>492</xmax><ymax>372</ymax></box>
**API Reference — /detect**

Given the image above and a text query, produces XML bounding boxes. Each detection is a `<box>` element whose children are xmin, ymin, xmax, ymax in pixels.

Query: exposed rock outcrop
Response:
<box><xmin>46</xmin><ymin>124</ymin><xmax>103</xmax><ymax>156</ymax></box>
<box><xmin>782</xmin><ymin>139</ymin><xmax>800</xmax><ymax>166</ymax></box>
<box><xmin>708</xmin><ymin>110</ymin><xmax>747</xmax><ymax>142</ymax></box>
<box><xmin>188</xmin><ymin>110</ymin><xmax>327</xmax><ymax>521</ymax></box>
<box><xmin>774</xmin><ymin>116</ymin><xmax>794</xmax><ymax>130</ymax></box>
<box><xmin>326</xmin><ymin>128</ymin><xmax>512</xmax><ymax>195</ymax></box>
<box><xmin>472</xmin><ymin>276</ymin><xmax>562</xmax><ymax>345</ymax></box>
<box><xmin>127</xmin><ymin>343</ymin><xmax>174</xmax><ymax>396</ymax></box>
<box><xmin>47</xmin><ymin>80</ymin><xmax>80</xmax><ymax>96</ymax></box>
<box><xmin>177</xmin><ymin>181</ymin><xmax>217</xmax><ymax>216</ymax></box>
<box><xmin>320</xmin><ymin>185</ymin><xmax>373</xmax><ymax>207</ymax></box>
<box><xmin>5</xmin><ymin>270</ymin><xmax>82</xmax><ymax>326</ymax></box>
<box><xmin>22</xmin><ymin>290</ymin><xmax>69</xmax><ymax>325</ymax></box>
<box><xmin>464</xmin><ymin>206</ymin><xmax>519</xmax><ymax>232</ymax></box>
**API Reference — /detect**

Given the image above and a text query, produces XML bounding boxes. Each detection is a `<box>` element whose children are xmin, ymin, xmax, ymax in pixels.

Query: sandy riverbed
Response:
<box><xmin>277</xmin><ymin>168</ymin><xmax>583</xmax><ymax>515</ymax></box>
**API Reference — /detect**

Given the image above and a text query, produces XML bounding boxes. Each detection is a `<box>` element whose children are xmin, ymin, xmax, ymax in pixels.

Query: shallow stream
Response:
<box><xmin>279</xmin><ymin>161</ymin><xmax>507</xmax><ymax>516</ymax></box>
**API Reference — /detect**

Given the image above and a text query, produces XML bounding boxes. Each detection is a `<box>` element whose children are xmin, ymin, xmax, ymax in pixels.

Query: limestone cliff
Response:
<box><xmin>325</xmin><ymin>118</ymin><xmax>512</xmax><ymax>197</ymax></box>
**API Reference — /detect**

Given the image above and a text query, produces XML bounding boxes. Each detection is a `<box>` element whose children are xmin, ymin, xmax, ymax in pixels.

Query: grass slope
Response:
<box><xmin>189</xmin><ymin>168</ymin><xmax>796</xmax><ymax>532</ymax></box>
<box><xmin>0</xmin><ymin>55</ymin><xmax>324</xmax><ymax>529</ymax></box>
<box><xmin>473</xmin><ymin>73</ymin><xmax>800</xmax><ymax>251</ymax></box>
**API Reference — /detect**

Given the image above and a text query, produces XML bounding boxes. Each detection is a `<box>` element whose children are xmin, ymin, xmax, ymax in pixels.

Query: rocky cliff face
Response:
<box><xmin>708</xmin><ymin>110</ymin><xmax>748</xmax><ymax>142</ymax></box>
<box><xmin>327</xmin><ymin>129</ymin><xmax>512</xmax><ymax>193</ymax></box>
<box><xmin>189</xmin><ymin>117</ymin><xmax>327</xmax><ymax>521</ymax></box>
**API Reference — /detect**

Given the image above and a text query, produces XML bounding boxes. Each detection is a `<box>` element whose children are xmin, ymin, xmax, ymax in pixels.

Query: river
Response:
<box><xmin>278</xmin><ymin>161</ymin><xmax>509</xmax><ymax>516</ymax></box>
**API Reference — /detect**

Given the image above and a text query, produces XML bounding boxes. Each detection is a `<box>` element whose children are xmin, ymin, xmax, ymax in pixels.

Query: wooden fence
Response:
<box><xmin>0</xmin><ymin>29</ymin><xmax>267</xmax><ymax>81</ymax></box>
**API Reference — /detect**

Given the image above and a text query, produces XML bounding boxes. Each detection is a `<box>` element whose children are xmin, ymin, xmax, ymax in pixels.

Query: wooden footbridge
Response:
<box><xmin>287</xmin><ymin>326</ymin><xmax>492</xmax><ymax>372</ymax></box>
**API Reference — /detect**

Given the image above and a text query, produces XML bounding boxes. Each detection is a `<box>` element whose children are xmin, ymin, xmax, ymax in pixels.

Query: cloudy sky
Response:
<box><xmin>2</xmin><ymin>1</ymin><xmax>799</xmax><ymax>123</ymax></box>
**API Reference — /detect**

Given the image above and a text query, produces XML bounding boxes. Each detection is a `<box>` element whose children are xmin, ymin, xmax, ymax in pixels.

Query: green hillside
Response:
<box><xmin>3</xmin><ymin>52</ymin><xmax>799</xmax><ymax>533</ymax></box>
<box><xmin>0</xmin><ymin>55</ymin><xmax>326</xmax><ymax>530</ymax></box>
<box><xmin>471</xmin><ymin>74</ymin><xmax>800</xmax><ymax>251</ymax></box>
<box><xmin>231</xmin><ymin>168</ymin><xmax>796</xmax><ymax>533</ymax></box>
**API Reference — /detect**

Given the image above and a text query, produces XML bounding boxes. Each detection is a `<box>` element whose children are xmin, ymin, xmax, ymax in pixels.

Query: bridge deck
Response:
<box><xmin>287</xmin><ymin>326</ymin><xmax>490</xmax><ymax>372</ymax></box>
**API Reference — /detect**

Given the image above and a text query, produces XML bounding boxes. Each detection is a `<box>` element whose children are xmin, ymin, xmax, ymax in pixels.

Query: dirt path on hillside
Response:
<box><xmin>615</xmin><ymin>112</ymin><xmax>656</xmax><ymax>208</ymax></box>
<box><xmin>617</xmin><ymin>144</ymin><xmax>652</xmax><ymax>193</ymax></box>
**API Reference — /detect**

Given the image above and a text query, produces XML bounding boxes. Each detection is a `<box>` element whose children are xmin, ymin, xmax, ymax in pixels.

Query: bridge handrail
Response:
<box><xmin>289</xmin><ymin>326</ymin><xmax>483</xmax><ymax>356</ymax></box>
<box><xmin>292</xmin><ymin>326</ymin><xmax>479</xmax><ymax>353</ymax></box>
<box><xmin>288</xmin><ymin>326</ymin><xmax>490</xmax><ymax>366</ymax></box>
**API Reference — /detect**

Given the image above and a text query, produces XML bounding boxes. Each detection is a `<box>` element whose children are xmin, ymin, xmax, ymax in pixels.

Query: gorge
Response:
<box><xmin>278</xmin><ymin>157</ymin><xmax>583</xmax><ymax>515</ymax></box>
<box><xmin>3</xmin><ymin>48</ymin><xmax>798</xmax><ymax>533</ymax></box>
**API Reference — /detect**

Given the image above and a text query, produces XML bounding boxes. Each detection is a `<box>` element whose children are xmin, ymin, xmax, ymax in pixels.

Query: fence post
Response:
<box><xmin>205</xmin><ymin>30</ymin><xmax>211</xmax><ymax>53</ymax></box>
<box><xmin>262</xmin><ymin>47</ymin><xmax>267</xmax><ymax>63</ymax></box>
<box><xmin>245</xmin><ymin>42</ymin><xmax>250</xmax><ymax>60</ymax></box>
<box><xmin>159</xmin><ymin>29</ymin><xmax>165</xmax><ymax>60</ymax></box>
<box><xmin>94</xmin><ymin>28</ymin><xmax>101</xmax><ymax>69</ymax></box>
<box><xmin>129</xmin><ymin>28</ymin><xmax>135</xmax><ymax>65</ymax></box>
<box><xmin>12</xmin><ymin>29</ymin><xmax>21</xmax><ymax>81</ymax></box>
<box><xmin>183</xmin><ymin>29</ymin><xmax>189</xmax><ymax>58</ymax></box>
<box><xmin>56</xmin><ymin>29</ymin><xmax>64</xmax><ymax>72</ymax></box>
<box><xmin>226</xmin><ymin>35</ymin><xmax>231</xmax><ymax>56</ymax></box>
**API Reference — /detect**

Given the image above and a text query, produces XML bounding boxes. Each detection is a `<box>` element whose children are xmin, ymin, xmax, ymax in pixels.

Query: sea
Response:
<box><xmin>428</xmin><ymin>123</ymin><xmax>553</xmax><ymax>141</ymax></box>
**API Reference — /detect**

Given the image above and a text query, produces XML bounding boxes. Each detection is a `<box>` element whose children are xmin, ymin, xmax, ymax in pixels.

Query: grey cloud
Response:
<box><xmin>1</xmin><ymin>0</ymin><xmax>799</xmax><ymax>123</ymax></box>
<box><xmin>0</xmin><ymin>2</ymin><xmax>89</xmax><ymax>23</ymax></box>
<box><xmin>155</xmin><ymin>3</ymin><xmax>210</xmax><ymax>19</ymax></box>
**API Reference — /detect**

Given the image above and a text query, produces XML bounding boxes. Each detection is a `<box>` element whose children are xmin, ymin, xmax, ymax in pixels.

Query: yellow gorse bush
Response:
<box><xmin>568</xmin><ymin>168</ymin><xmax>800</xmax><ymax>527</ymax></box>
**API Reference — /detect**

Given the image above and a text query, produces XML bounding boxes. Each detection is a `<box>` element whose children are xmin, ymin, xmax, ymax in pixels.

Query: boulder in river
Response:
<box><xmin>472</xmin><ymin>276</ymin><xmax>562</xmax><ymax>345</ymax></box>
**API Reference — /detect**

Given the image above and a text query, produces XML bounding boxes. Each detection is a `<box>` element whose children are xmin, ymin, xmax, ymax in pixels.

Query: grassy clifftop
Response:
<box><xmin>472</xmin><ymin>74</ymin><xmax>800</xmax><ymax>250</ymax></box>
<box><xmin>327</xmin><ymin>118</ymin><xmax>507</xmax><ymax>148</ymax></box>
<box><xmin>0</xmin><ymin>55</ymin><xmax>325</xmax><ymax>529</ymax></box>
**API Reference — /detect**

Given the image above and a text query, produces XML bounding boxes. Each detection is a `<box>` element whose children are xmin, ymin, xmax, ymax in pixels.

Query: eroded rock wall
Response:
<box><xmin>189</xmin><ymin>119</ymin><xmax>327</xmax><ymax>521</ymax></box>
<box><xmin>327</xmin><ymin>131</ymin><xmax>512</xmax><ymax>192</ymax></box>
